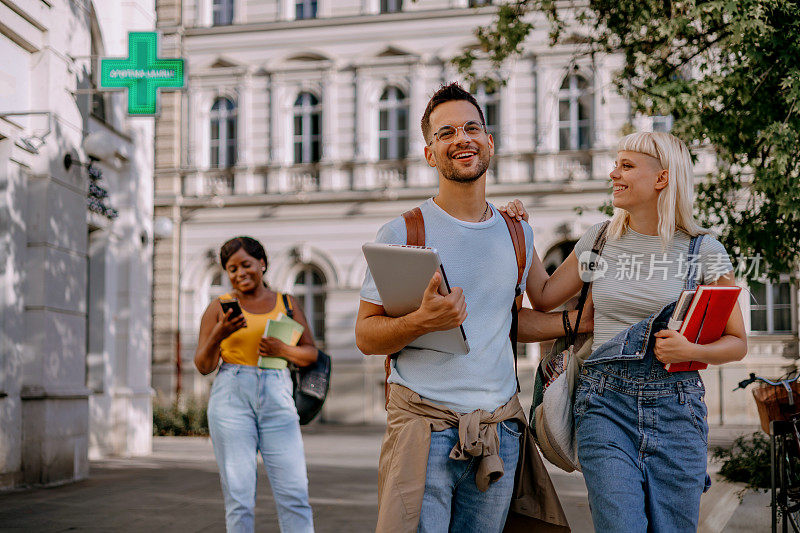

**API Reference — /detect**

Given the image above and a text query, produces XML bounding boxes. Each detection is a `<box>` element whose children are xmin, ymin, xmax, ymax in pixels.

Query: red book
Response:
<box><xmin>665</xmin><ymin>285</ymin><xmax>742</xmax><ymax>372</ymax></box>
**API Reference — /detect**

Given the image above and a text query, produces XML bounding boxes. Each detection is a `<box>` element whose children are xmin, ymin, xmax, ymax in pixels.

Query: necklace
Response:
<box><xmin>477</xmin><ymin>202</ymin><xmax>490</xmax><ymax>222</ymax></box>
<box><xmin>432</xmin><ymin>197</ymin><xmax>491</xmax><ymax>222</ymax></box>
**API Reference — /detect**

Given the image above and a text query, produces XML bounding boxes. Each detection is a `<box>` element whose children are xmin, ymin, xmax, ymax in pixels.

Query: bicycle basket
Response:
<box><xmin>753</xmin><ymin>382</ymin><xmax>800</xmax><ymax>434</ymax></box>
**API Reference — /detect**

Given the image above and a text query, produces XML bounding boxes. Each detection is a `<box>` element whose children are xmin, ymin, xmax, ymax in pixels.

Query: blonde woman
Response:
<box><xmin>503</xmin><ymin>132</ymin><xmax>747</xmax><ymax>532</ymax></box>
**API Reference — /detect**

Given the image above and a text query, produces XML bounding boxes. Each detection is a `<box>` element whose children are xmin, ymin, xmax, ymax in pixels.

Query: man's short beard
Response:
<box><xmin>440</xmin><ymin>154</ymin><xmax>491</xmax><ymax>183</ymax></box>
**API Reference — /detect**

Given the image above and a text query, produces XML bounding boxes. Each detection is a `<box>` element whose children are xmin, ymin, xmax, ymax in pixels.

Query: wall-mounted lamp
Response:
<box><xmin>63</xmin><ymin>153</ymin><xmax>95</xmax><ymax>171</ymax></box>
<box><xmin>153</xmin><ymin>216</ymin><xmax>174</xmax><ymax>239</ymax></box>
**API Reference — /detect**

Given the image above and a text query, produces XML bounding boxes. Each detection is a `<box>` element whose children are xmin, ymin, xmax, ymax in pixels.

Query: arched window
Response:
<box><xmin>475</xmin><ymin>83</ymin><xmax>500</xmax><ymax>148</ymax></box>
<box><xmin>543</xmin><ymin>240</ymin><xmax>578</xmax><ymax>276</ymax></box>
<box><xmin>293</xmin><ymin>92</ymin><xmax>322</xmax><ymax>164</ymax></box>
<box><xmin>210</xmin><ymin>97</ymin><xmax>237</xmax><ymax>168</ymax></box>
<box><xmin>293</xmin><ymin>265</ymin><xmax>326</xmax><ymax>343</ymax></box>
<box><xmin>295</xmin><ymin>0</ymin><xmax>317</xmax><ymax>19</ymax></box>
<box><xmin>558</xmin><ymin>74</ymin><xmax>592</xmax><ymax>151</ymax></box>
<box><xmin>208</xmin><ymin>269</ymin><xmax>230</xmax><ymax>301</ymax></box>
<box><xmin>378</xmin><ymin>87</ymin><xmax>408</xmax><ymax>160</ymax></box>
<box><xmin>212</xmin><ymin>0</ymin><xmax>234</xmax><ymax>25</ymax></box>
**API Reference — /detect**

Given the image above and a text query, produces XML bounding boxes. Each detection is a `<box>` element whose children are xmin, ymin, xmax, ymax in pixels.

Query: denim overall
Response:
<box><xmin>575</xmin><ymin>235</ymin><xmax>711</xmax><ymax>533</ymax></box>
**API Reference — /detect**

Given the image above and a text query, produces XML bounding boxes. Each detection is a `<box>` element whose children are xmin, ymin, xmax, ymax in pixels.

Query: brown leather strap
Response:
<box><xmin>385</xmin><ymin>207</ymin><xmax>426</xmax><ymax>409</ymax></box>
<box><xmin>402</xmin><ymin>207</ymin><xmax>425</xmax><ymax>247</ymax></box>
<box><xmin>384</xmin><ymin>355</ymin><xmax>393</xmax><ymax>410</ymax></box>
<box><xmin>499</xmin><ymin>210</ymin><xmax>526</xmax><ymax>286</ymax></box>
<box><xmin>386</xmin><ymin>207</ymin><xmax>528</xmax><ymax>407</ymax></box>
<box><xmin>499</xmin><ymin>209</ymin><xmax>526</xmax><ymax>393</ymax></box>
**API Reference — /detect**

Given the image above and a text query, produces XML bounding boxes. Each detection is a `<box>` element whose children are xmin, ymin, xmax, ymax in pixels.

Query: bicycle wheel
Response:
<box><xmin>777</xmin><ymin>430</ymin><xmax>800</xmax><ymax>533</ymax></box>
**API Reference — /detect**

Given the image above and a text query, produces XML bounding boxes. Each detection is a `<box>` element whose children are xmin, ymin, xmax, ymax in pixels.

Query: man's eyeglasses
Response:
<box><xmin>429</xmin><ymin>120</ymin><xmax>486</xmax><ymax>145</ymax></box>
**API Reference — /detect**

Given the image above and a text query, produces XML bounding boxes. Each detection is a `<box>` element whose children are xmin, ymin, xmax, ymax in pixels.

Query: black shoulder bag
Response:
<box><xmin>282</xmin><ymin>294</ymin><xmax>332</xmax><ymax>425</ymax></box>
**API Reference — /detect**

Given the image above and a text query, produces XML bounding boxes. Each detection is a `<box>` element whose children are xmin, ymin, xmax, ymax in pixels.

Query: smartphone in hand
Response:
<box><xmin>220</xmin><ymin>298</ymin><xmax>243</xmax><ymax>318</ymax></box>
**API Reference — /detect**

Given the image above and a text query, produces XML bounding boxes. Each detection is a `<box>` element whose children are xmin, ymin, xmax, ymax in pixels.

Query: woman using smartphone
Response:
<box><xmin>502</xmin><ymin>131</ymin><xmax>747</xmax><ymax>532</ymax></box>
<box><xmin>194</xmin><ymin>236</ymin><xmax>317</xmax><ymax>533</ymax></box>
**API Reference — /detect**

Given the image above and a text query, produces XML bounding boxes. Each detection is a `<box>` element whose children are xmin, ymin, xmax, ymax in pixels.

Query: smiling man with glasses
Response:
<box><xmin>356</xmin><ymin>82</ymin><xmax>575</xmax><ymax>532</ymax></box>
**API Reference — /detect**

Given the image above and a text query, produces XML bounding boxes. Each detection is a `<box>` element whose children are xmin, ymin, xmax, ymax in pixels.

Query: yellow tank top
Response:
<box><xmin>218</xmin><ymin>292</ymin><xmax>288</xmax><ymax>368</ymax></box>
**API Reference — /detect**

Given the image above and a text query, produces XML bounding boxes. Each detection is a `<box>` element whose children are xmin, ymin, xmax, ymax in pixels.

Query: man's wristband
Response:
<box><xmin>562</xmin><ymin>310</ymin><xmax>573</xmax><ymax>340</ymax></box>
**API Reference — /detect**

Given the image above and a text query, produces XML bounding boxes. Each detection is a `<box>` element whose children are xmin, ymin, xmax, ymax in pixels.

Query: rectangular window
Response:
<box><xmin>311</xmin><ymin>139</ymin><xmax>321</xmax><ymax>163</ymax></box>
<box><xmin>750</xmin><ymin>279</ymin><xmax>797</xmax><ymax>334</ymax></box>
<box><xmin>652</xmin><ymin>115</ymin><xmax>674</xmax><ymax>133</ymax></box>
<box><xmin>469</xmin><ymin>0</ymin><xmax>492</xmax><ymax>5</ymax></box>
<box><xmin>381</xmin><ymin>0</ymin><xmax>403</xmax><ymax>13</ymax></box>
<box><xmin>226</xmin><ymin>140</ymin><xmax>236</xmax><ymax>169</ymax></box>
<box><xmin>558</xmin><ymin>127</ymin><xmax>571</xmax><ymax>151</ymax></box>
<box><xmin>213</xmin><ymin>0</ymin><xmax>234</xmax><ymax>25</ymax></box>
<box><xmin>296</xmin><ymin>0</ymin><xmax>317</xmax><ymax>20</ymax></box>
<box><xmin>379</xmin><ymin>138</ymin><xmax>389</xmax><ymax>161</ymax></box>
<box><xmin>294</xmin><ymin>142</ymin><xmax>303</xmax><ymax>165</ymax></box>
<box><xmin>210</xmin><ymin>143</ymin><xmax>220</xmax><ymax>167</ymax></box>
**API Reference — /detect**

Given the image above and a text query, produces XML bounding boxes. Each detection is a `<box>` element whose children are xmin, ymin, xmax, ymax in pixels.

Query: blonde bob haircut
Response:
<box><xmin>608</xmin><ymin>131</ymin><xmax>710</xmax><ymax>248</ymax></box>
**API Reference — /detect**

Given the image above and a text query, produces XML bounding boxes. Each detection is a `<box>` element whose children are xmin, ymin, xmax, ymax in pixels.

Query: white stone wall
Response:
<box><xmin>0</xmin><ymin>0</ymin><xmax>155</xmax><ymax>490</ymax></box>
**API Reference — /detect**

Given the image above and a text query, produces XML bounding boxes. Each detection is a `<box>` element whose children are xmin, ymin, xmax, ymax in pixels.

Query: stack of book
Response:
<box><xmin>259</xmin><ymin>313</ymin><xmax>304</xmax><ymax>368</ymax></box>
<box><xmin>665</xmin><ymin>285</ymin><xmax>742</xmax><ymax>372</ymax></box>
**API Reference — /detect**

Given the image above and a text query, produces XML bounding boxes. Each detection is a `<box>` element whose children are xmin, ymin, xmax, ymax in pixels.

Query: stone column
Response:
<box><xmin>236</xmin><ymin>69</ymin><xmax>255</xmax><ymax>194</ymax></box>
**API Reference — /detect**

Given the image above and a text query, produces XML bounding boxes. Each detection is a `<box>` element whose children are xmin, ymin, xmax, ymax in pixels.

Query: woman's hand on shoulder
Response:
<box><xmin>498</xmin><ymin>199</ymin><xmax>529</xmax><ymax>222</ymax></box>
<box><xmin>215</xmin><ymin>308</ymin><xmax>247</xmax><ymax>340</ymax></box>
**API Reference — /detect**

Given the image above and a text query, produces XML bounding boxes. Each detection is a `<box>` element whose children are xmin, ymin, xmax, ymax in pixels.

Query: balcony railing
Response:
<box><xmin>182</xmin><ymin>171</ymin><xmax>234</xmax><ymax>196</ymax></box>
<box><xmin>374</xmin><ymin>163</ymin><xmax>407</xmax><ymax>189</ymax></box>
<box><xmin>286</xmin><ymin>165</ymin><xmax>320</xmax><ymax>192</ymax></box>
<box><xmin>176</xmin><ymin>153</ymin><xmax>606</xmax><ymax>199</ymax></box>
<box><xmin>555</xmin><ymin>155</ymin><xmax>591</xmax><ymax>182</ymax></box>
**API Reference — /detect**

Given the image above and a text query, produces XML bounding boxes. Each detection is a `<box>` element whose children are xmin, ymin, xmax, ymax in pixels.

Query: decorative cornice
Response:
<box><xmin>155</xmin><ymin>180</ymin><xmax>610</xmax><ymax>210</ymax></box>
<box><xmin>184</xmin><ymin>7</ymin><xmax>496</xmax><ymax>38</ymax></box>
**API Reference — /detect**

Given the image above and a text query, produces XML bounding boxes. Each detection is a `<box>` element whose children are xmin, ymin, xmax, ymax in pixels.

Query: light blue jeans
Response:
<box><xmin>418</xmin><ymin>420</ymin><xmax>521</xmax><ymax>533</ymax></box>
<box><xmin>207</xmin><ymin>363</ymin><xmax>314</xmax><ymax>533</ymax></box>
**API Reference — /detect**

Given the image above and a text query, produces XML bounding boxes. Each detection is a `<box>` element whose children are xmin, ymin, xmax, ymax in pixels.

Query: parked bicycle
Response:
<box><xmin>736</xmin><ymin>372</ymin><xmax>800</xmax><ymax>533</ymax></box>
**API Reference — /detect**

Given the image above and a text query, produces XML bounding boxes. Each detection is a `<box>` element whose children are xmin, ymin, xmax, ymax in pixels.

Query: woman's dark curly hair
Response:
<box><xmin>219</xmin><ymin>236</ymin><xmax>268</xmax><ymax>271</ymax></box>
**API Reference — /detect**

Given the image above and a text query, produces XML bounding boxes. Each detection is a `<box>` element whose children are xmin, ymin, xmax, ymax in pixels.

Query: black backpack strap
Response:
<box><xmin>571</xmin><ymin>221</ymin><xmax>610</xmax><ymax>345</ymax></box>
<box><xmin>282</xmin><ymin>293</ymin><xmax>293</xmax><ymax>319</ymax></box>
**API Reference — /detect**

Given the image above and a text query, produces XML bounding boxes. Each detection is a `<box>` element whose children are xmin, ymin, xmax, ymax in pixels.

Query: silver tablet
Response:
<box><xmin>362</xmin><ymin>242</ymin><xmax>469</xmax><ymax>355</ymax></box>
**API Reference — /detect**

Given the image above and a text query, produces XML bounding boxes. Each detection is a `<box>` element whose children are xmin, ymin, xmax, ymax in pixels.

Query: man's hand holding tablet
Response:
<box><xmin>410</xmin><ymin>272</ymin><xmax>466</xmax><ymax>333</ymax></box>
<box><xmin>360</xmin><ymin>243</ymin><xmax>470</xmax><ymax>354</ymax></box>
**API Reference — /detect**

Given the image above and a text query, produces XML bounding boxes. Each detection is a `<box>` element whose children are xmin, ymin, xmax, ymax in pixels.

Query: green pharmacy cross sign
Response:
<box><xmin>100</xmin><ymin>32</ymin><xmax>185</xmax><ymax>116</ymax></box>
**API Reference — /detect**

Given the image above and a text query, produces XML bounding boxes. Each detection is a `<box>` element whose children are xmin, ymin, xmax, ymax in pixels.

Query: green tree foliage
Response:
<box><xmin>712</xmin><ymin>432</ymin><xmax>800</xmax><ymax>493</ymax></box>
<box><xmin>455</xmin><ymin>1</ymin><xmax>800</xmax><ymax>277</ymax></box>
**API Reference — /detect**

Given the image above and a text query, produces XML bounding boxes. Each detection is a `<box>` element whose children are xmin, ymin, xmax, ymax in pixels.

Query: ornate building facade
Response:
<box><xmin>152</xmin><ymin>0</ymin><xmax>798</xmax><ymax>425</ymax></box>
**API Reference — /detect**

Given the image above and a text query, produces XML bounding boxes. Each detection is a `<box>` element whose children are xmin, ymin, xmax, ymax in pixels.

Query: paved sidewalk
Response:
<box><xmin>0</xmin><ymin>425</ymin><xmax>769</xmax><ymax>532</ymax></box>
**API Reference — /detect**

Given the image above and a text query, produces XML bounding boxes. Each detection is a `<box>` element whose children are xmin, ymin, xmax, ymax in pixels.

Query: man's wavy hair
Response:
<box><xmin>420</xmin><ymin>82</ymin><xmax>486</xmax><ymax>145</ymax></box>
